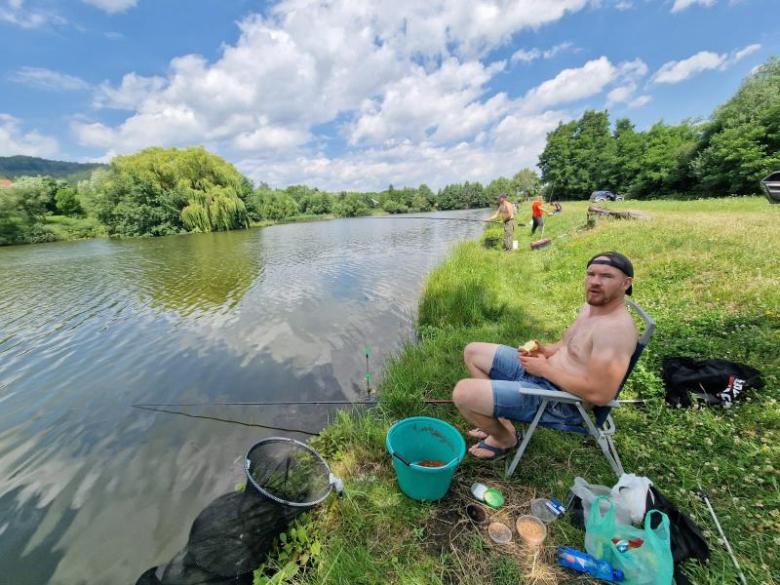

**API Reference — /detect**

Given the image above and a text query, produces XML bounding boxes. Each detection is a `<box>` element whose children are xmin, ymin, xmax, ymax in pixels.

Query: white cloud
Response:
<box><xmin>10</xmin><ymin>67</ymin><xmax>90</xmax><ymax>92</ymax></box>
<box><xmin>0</xmin><ymin>113</ymin><xmax>59</xmax><ymax>157</ymax></box>
<box><xmin>346</xmin><ymin>59</ymin><xmax>508</xmax><ymax>145</ymax></box>
<box><xmin>670</xmin><ymin>0</ymin><xmax>715</xmax><ymax>13</ymax></box>
<box><xmin>605</xmin><ymin>58</ymin><xmax>649</xmax><ymax>107</ymax></box>
<box><xmin>81</xmin><ymin>0</ymin><xmax>137</xmax><ymax>14</ymax></box>
<box><xmin>511</xmin><ymin>48</ymin><xmax>541</xmax><ymax>64</ymax></box>
<box><xmin>511</xmin><ymin>41</ymin><xmax>574</xmax><ymax>64</ymax></box>
<box><xmin>628</xmin><ymin>95</ymin><xmax>652</xmax><ymax>108</ymax></box>
<box><xmin>0</xmin><ymin>0</ymin><xmax>66</xmax><ymax>28</ymax></box>
<box><xmin>652</xmin><ymin>43</ymin><xmax>762</xmax><ymax>84</ymax></box>
<box><xmin>520</xmin><ymin>57</ymin><xmax>618</xmax><ymax>112</ymax></box>
<box><xmin>93</xmin><ymin>73</ymin><xmax>166</xmax><ymax>109</ymax></box>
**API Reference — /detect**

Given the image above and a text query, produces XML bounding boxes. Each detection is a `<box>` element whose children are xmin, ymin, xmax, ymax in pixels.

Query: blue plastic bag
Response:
<box><xmin>585</xmin><ymin>496</ymin><xmax>674</xmax><ymax>585</ymax></box>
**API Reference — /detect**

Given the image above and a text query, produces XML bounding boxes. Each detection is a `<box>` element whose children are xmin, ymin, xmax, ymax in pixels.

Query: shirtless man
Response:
<box><xmin>452</xmin><ymin>252</ymin><xmax>638</xmax><ymax>460</ymax></box>
<box><xmin>485</xmin><ymin>193</ymin><xmax>514</xmax><ymax>251</ymax></box>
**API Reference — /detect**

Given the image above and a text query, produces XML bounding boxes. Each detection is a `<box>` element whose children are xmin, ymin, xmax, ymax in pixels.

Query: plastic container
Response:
<box><xmin>471</xmin><ymin>482</ymin><xmax>505</xmax><ymax>509</ymax></box>
<box><xmin>488</xmin><ymin>522</ymin><xmax>513</xmax><ymax>544</ymax></box>
<box><xmin>516</xmin><ymin>515</ymin><xmax>547</xmax><ymax>546</ymax></box>
<box><xmin>531</xmin><ymin>498</ymin><xmax>558</xmax><ymax>523</ymax></box>
<box><xmin>465</xmin><ymin>503</ymin><xmax>488</xmax><ymax>527</ymax></box>
<box><xmin>385</xmin><ymin>417</ymin><xmax>466</xmax><ymax>501</ymax></box>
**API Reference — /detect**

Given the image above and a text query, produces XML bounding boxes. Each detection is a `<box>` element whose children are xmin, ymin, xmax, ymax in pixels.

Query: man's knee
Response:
<box><xmin>452</xmin><ymin>379</ymin><xmax>473</xmax><ymax>406</ymax></box>
<box><xmin>463</xmin><ymin>343</ymin><xmax>477</xmax><ymax>366</ymax></box>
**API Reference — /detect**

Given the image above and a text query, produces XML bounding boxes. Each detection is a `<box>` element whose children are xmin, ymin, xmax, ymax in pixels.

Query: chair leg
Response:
<box><xmin>576</xmin><ymin>403</ymin><xmax>624</xmax><ymax>479</ymax></box>
<box><xmin>505</xmin><ymin>399</ymin><xmax>548</xmax><ymax>477</ymax></box>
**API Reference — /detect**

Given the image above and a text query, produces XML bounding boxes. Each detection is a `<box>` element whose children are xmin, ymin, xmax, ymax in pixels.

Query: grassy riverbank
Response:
<box><xmin>263</xmin><ymin>197</ymin><xmax>779</xmax><ymax>585</ymax></box>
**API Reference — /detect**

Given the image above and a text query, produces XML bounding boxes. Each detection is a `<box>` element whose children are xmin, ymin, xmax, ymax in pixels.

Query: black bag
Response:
<box><xmin>646</xmin><ymin>486</ymin><xmax>709</xmax><ymax>585</ymax></box>
<box><xmin>662</xmin><ymin>357</ymin><xmax>764</xmax><ymax>408</ymax></box>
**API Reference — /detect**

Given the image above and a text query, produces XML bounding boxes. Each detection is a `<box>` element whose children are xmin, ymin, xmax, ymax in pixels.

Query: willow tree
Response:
<box><xmin>81</xmin><ymin>146</ymin><xmax>251</xmax><ymax>237</ymax></box>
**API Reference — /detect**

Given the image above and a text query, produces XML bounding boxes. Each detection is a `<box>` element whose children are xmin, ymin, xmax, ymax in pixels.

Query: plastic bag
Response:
<box><xmin>615</xmin><ymin>474</ymin><xmax>654</xmax><ymax>524</ymax></box>
<box><xmin>586</xmin><ymin>496</ymin><xmax>674</xmax><ymax>585</ymax></box>
<box><xmin>571</xmin><ymin>477</ymin><xmax>632</xmax><ymax>526</ymax></box>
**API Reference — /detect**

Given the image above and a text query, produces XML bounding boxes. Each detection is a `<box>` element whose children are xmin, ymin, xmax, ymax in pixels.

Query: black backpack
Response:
<box><xmin>662</xmin><ymin>357</ymin><xmax>764</xmax><ymax>408</ymax></box>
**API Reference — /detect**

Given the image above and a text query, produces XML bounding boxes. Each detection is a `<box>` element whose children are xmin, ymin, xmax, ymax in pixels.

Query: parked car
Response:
<box><xmin>761</xmin><ymin>171</ymin><xmax>780</xmax><ymax>204</ymax></box>
<box><xmin>589</xmin><ymin>190</ymin><xmax>624</xmax><ymax>202</ymax></box>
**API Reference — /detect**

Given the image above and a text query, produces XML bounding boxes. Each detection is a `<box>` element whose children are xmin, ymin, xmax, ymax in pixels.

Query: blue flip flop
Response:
<box><xmin>471</xmin><ymin>432</ymin><xmax>519</xmax><ymax>461</ymax></box>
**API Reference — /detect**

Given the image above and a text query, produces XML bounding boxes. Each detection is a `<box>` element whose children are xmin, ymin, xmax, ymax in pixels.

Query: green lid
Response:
<box><xmin>484</xmin><ymin>488</ymin><xmax>504</xmax><ymax>509</ymax></box>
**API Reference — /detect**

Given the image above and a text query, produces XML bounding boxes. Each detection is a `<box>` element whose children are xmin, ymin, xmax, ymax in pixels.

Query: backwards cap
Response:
<box><xmin>587</xmin><ymin>251</ymin><xmax>634</xmax><ymax>296</ymax></box>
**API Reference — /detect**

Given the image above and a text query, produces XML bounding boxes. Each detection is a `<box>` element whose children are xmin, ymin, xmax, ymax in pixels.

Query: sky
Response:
<box><xmin>0</xmin><ymin>0</ymin><xmax>777</xmax><ymax>191</ymax></box>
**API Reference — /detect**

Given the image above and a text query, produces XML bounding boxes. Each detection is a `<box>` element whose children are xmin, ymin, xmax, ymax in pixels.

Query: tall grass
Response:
<box><xmin>264</xmin><ymin>197</ymin><xmax>780</xmax><ymax>584</ymax></box>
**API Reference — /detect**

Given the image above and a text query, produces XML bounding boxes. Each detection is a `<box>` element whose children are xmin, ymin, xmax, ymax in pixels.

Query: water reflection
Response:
<box><xmin>0</xmin><ymin>210</ymin><xmax>486</xmax><ymax>584</ymax></box>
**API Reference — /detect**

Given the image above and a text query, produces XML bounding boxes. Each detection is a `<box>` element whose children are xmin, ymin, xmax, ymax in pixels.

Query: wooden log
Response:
<box><xmin>587</xmin><ymin>205</ymin><xmax>649</xmax><ymax>220</ymax></box>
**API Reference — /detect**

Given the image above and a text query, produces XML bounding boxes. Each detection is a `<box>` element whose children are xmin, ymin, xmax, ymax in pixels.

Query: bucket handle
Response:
<box><xmin>392</xmin><ymin>451</ymin><xmax>412</xmax><ymax>466</ymax></box>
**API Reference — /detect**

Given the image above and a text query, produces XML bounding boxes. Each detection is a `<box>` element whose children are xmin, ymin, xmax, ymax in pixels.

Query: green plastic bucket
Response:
<box><xmin>386</xmin><ymin>417</ymin><xmax>466</xmax><ymax>501</ymax></box>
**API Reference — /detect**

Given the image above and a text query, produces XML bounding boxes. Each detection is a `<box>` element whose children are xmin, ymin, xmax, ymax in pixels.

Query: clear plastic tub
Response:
<box><xmin>530</xmin><ymin>498</ymin><xmax>558</xmax><ymax>523</ymax></box>
<box><xmin>488</xmin><ymin>522</ymin><xmax>513</xmax><ymax>544</ymax></box>
<box><xmin>516</xmin><ymin>515</ymin><xmax>547</xmax><ymax>546</ymax></box>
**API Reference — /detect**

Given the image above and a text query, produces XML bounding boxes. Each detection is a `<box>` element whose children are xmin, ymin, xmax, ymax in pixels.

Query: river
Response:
<box><xmin>0</xmin><ymin>210</ymin><xmax>486</xmax><ymax>584</ymax></box>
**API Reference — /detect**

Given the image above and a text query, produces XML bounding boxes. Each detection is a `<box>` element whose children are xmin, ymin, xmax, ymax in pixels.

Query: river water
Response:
<box><xmin>0</xmin><ymin>210</ymin><xmax>486</xmax><ymax>584</ymax></box>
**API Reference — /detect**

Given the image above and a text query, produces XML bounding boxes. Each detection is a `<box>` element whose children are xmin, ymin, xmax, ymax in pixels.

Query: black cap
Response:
<box><xmin>499</xmin><ymin>193</ymin><xmax>508</xmax><ymax>200</ymax></box>
<box><xmin>587</xmin><ymin>251</ymin><xmax>634</xmax><ymax>295</ymax></box>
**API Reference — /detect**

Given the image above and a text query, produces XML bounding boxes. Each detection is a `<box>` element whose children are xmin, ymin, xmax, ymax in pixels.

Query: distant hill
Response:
<box><xmin>0</xmin><ymin>156</ymin><xmax>107</xmax><ymax>183</ymax></box>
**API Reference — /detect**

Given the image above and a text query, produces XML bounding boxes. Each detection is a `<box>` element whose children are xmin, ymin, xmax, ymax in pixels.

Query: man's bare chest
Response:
<box><xmin>562</xmin><ymin>320</ymin><xmax>593</xmax><ymax>361</ymax></box>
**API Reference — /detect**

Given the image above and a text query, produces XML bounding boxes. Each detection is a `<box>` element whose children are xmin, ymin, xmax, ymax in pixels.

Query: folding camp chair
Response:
<box><xmin>505</xmin><ymin>300</ymin><xmax>655</xmax><ymax>479</ymax></box>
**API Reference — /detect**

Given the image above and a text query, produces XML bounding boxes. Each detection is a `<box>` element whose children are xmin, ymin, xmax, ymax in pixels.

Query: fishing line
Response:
<box><xmin>371</xmin><ymin>216</ymin><xmax>490</xmax><ymax>223</ymax></box>
<box><xmin>133</xmin><ymin>404</ymin><xmax>320</xmax><ymax>435</ymax></box>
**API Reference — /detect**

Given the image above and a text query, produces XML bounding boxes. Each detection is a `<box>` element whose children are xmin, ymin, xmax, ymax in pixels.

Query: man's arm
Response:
<box><xmin>520</xmin><ymin>328</ymin><xmax>633</xmax><ymax>406</ymax></box>
<box><xmin>485</xmin><ymin>208</ymin><xmax>499</xmax><ymax>221</ymax></box>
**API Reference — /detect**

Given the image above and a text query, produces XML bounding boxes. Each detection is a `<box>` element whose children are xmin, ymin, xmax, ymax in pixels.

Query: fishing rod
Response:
<box><xmin>132</xmin><ymin>398</ymin><xmax>455</xmax><ymax>408</ymax></box>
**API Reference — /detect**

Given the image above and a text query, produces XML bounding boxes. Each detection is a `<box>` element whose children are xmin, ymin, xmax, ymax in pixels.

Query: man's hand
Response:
<box><xmin>518</xmin><ymin>352</ymin><xmax>550</xmax><ymax>378</ymax></box>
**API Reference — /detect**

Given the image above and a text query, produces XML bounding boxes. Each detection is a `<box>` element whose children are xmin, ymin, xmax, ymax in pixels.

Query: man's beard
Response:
<box><xmin>586</xmin><ymin>289</ymin><xmax>613</xmax><ymax>306</ymax></box>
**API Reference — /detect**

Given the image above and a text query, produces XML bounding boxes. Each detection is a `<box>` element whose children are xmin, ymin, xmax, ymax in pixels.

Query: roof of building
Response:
<box><xmin>0</xmin><ymin>178</ymin><xmax>14</xmax><ymax>188</ymax></box>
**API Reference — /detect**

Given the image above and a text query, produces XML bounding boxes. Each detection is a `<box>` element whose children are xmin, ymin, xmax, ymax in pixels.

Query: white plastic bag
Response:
<box><xmin>614</xmin><ymin>473</ymin><xmax>654</xmax><ymax>524</ymax></box>
<box><xmin>572</xmin><ymin>474</ymin><xmax>653</xmax><ymax>526</ymax></box>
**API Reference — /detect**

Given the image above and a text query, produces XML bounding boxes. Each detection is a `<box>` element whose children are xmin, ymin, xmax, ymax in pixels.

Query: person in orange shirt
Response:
<box><xmin>531</xmin><ymin>196</ymin><xmax>551</xmax><ymax>236</ymax></box>
<box><xmin>485</xmin><ymin>193</ymin><xmax>515</xmax><ymax>251</ymax></box>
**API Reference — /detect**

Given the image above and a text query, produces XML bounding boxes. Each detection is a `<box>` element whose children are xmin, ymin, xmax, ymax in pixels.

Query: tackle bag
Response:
<box><xmin>662</xmin><ymin>357</ymin><xmax>763</xmax><ymax>408</ymax></box>
<box><xmin>586</xmin><ymin>496</ymin><xmax>674</xmax><ymax>585</ymax></box>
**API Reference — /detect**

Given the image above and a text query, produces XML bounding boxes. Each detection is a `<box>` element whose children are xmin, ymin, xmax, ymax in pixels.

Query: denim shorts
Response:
<box><xmin>489</xmin><ymin>345</ymin><xmax>581</xmax><ymax>425</ymax></box>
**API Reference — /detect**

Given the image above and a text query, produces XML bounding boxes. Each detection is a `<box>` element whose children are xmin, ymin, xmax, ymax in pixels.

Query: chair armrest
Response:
<box><xmin>518</xmin><ymin>387</ymin><xmax>620</xmax><ymax>408</ymax></box>
<box><xmin>517</xmin><ymin>387</ymin><xmax>584</xmax><ymax>404</ymax></box>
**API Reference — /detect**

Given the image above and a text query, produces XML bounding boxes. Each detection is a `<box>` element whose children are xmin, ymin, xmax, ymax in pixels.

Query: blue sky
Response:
<box><xmin>1</xmin><ymin>0</ymin><xmax>776</xmax><ymax>190</ymax></box>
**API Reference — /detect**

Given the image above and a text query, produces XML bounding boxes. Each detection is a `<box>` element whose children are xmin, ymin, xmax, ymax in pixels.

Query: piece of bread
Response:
<box><xmin>522</xmin><ymin>340</ymin><xmax>539</xmax><ymax>354</ymax></box>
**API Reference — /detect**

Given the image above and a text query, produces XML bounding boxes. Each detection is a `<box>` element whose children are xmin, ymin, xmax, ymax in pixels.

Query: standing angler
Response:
<box><xmin>485</xmin><ymin>193</ymin><xmax>515</xmax><ymax>252</ymax></box>
<box><xmin>531</xmin><ymin>195</ymin><xmax>551</xmax><ymax>236</ymax></box>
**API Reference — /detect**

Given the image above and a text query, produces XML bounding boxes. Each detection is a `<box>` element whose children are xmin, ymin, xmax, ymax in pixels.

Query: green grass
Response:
<box><xmin>259</xmin><ymin>197</ymin><xmax>779</xmax><ymax>585</ymax></box>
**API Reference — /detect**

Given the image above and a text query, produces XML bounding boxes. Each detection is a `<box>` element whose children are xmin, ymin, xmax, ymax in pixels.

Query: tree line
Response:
<box><xmin>0</xmin><ymin>145</ymin><xmax>540</xmax><ymax>246</ymax></box>
<box><xmin>539</xmin><ymin>57</ymin><xmax>780</xmax><ymax>199</ymax></box>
